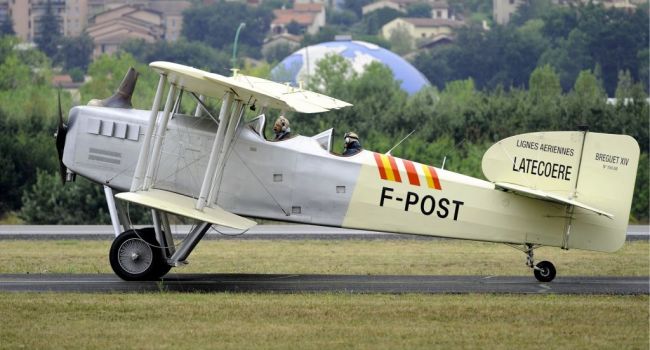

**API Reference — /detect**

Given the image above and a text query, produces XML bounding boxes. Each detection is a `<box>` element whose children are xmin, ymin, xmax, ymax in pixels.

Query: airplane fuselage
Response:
<box><xmin>62</xmin><ymin>106</ymin><xmax>625</xmax><ymax>252</ymax></box>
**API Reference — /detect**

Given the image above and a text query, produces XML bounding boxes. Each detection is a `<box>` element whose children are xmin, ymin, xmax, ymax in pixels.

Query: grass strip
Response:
<box><xmin>0</xmin><ymin>239</ymin><xmax>647</xmax><ymax>276</ymax></box>
<box><xmin>0</xmin><ymin>293</ymin><xmax>647</xmax><ymax>350</ymax></box>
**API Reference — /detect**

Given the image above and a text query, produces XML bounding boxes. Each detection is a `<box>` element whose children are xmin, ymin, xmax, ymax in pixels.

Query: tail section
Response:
<box><xmin>482</xmin><ymin>131</ymin><xmax>640</xmax><ymax>252</ymax></box>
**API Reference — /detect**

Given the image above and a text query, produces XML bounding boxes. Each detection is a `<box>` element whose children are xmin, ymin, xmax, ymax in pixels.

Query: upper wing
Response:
<box><xmin>149</xmin><ymin>61</ymin><xmax>352</xmax><ymax>114</ymax></box>
<box><xmin>495</xmin><ymin>182</ymin><xmax>614</xmax><ymax>219</ymax></box>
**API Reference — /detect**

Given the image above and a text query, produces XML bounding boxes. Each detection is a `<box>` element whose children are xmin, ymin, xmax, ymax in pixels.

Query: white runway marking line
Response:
<box><xmin>536</xmin><ymin>284</ymin><xmax>551</xmax><ymax>293</ymax></box>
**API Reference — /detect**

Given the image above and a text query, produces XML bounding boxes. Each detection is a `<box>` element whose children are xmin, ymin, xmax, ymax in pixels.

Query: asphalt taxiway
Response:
<box><xmin>0</xmin><ymin>224</ymin><xmax>648</xmax><ymax>240</ymax></box>
<box><xmin>0</xmin><ymin>274</ymin><xmax>647</xmax><ymax>294</ymax></box>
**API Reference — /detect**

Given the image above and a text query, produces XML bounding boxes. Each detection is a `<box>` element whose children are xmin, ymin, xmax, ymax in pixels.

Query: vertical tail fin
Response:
<box><xmin>482</xmin><ymin>131</ymin><xmax>640</xmax><ymax>251</ymax></box>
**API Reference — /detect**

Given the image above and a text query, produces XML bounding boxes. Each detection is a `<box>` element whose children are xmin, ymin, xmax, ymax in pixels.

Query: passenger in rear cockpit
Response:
<box><xmin>342</xmin><ymin>131</ymin><xmax>362</xmax><ymax>156</ymax></box>
<box><xmin>272</xmin><ymin>116</ymin><xmax>292</xmax><ymax>141</ymax></box>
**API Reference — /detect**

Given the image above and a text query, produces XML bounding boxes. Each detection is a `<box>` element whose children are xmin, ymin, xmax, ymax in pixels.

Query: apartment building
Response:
<box><xmin>2</xmin><ymin>0</ymin><xmax>188</xmax><ymax>43</ymax></box>
<box><xmin>1</xmin><ymin>0</ymin><xmax>65</xmax><ymax>42</ymax></box>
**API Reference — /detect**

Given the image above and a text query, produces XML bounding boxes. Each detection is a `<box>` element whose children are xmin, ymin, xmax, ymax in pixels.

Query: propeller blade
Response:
<box><xmin>55</xmin><ymin>88</ymin><xmax>68</xmax><ymax>185</ymax></box>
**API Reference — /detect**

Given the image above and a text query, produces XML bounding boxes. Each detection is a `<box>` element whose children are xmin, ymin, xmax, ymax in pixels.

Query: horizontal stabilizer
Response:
<box><xmin>116</xmin><ymin>189</ymin><xmax>257</xmax><ymax>230</ymax></box>
<box><xmin>495</xmin><ymin>182</ymin><xmax>613</xmax><ymax>219</ymax></box>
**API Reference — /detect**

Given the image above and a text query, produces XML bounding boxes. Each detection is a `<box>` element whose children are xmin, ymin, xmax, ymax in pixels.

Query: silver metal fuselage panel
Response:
<box><xmin>63</xmin><ymin>106</ymin><xmax>361</xmax><ymax>227</ymax></box>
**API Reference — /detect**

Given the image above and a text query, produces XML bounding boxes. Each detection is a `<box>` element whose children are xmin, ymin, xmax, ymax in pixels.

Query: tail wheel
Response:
<box><xmin>109</xmin><ymin>228</ymin><xmax>171</xmax><ymax>281</ymax></box>
<box><xmin>534</xmin><ymin>261</ymin><xmax>556</xmax><ymax>282</ymax></box>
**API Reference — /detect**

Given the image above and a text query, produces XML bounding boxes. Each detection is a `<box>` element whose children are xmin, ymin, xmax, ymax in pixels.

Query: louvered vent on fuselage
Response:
<box><xmin>86</xmin><ymin>118</ymin><xmax>139</xmax><ymax>141</ymax></box>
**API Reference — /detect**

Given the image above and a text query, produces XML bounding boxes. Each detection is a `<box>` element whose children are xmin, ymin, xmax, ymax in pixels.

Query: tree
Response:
<box><xmin>263</xmin><ymin>42</ymin><xmax>295</xmax><ymax>63</ymax></box>
<box><xmin>286</xmin><ymin>20</ymin><xmax>303</xmax><ymax>35</ymax></box>
<box><xmin>388</xmin><ymin>25</ymin><xmax>413</xmax><ymax>55</ymax></box>
<box><xmin>352</xmin><ymin>35</ymin><xmax>391</xmax><ymax>49</ymax></box>
<box><xmin>301</xmin><ymin>26</ymin><xmax>340</xmax><ymax>46</ymax></box>
<box><xmin>58</xmin><ymin>34</ymin><xmax>93</xmax><ymax>72</ymax></box>
<box><xmin>406</xmin><ymin>3</ymin><xmax>432</xmax><ymax>18</ymax></box>
<box><xmin>308</xmin><ymin>54</ymin><xmax>354</xmax><ymax>98</ymax></box>
<box><xmin>80</xmin><ymin>53</ymin><xmax>158</xmax><ymax>110</ymax></box>
<box><xmin>0</xmin><ymin>114</ymin><xmax>59</xmax><ymax>214</ymax></box>
<box><xmin>328</xmin><ymin>9</ymin><xmax>358</xmax><ymax>27</ymax></box>
<box><xmin>414</xmin><ymin>23</ymin><xmax>549</xmax><ymax>90</ymax></box>
<box><xmin>567</xmin><ymin>70</ymin><xmax>607</xmax><ymax>127</ymax></box>
<box><xmin>343</xmin><ymin>0</ymin><xmax>373</xmax><ymax>17</ymax></box>
<box><xmin>638</xmin><ymin>49</ymin><xmax>649</xmax><ymax>91</ymax></box>
<box><xmin>447</xmin><ymin>0</ymin><xmax>491</xmax><ymax>15</ymax></box>
<box><xmin>121</xmin><ymin>39</ymin><xmax>231</xmax><ymax>75</ymax></box>
<box><xmin>510</xmin><ymin>0</ymin><xmax>553</xmax><ymax>27</ymax></box>
<box><xmin>538</xmin><ymin>28</ymin><xmax>594</xmax><ymax>91</ymax></box>
<box><xmin>34</xmin><ymin>0</ymin><xmax>62</xmax><ymax>58</ymax></box>
<box><xmin>182</xmin><ymin>3</ymin><xmax>274</xmax><ymax>58</ymax></box>
<box><xmin>614</xmin><ymin>70</ymin><xmax>633</xmax><ymax>102</ymax></box>
<box><xmin>529</xmin><ymin>64</ymin><xmax>561</xmax><ymax>101</ymax></box>
<box><xmin>414</xmin><ymin>4</ymin><xmax>648</xmax><ymax>94</ymax></box>
<box><xmin>573</xmin><ymin>70</ymin><xmax>605</xmax><ymax>104</ymax></box>
<box><xmin>413</xmin><ymin>45</ymin><xmax>459</xmax><ymax>89</ymax></box>
<box><xmin>19</xmin><ymin>171</ymin><xmax>111</xmax><ymax>224</ymax></box>
<box><xmin>358</xmin><ymin>8</ymin><xmax>403</xmax><ymax>35</ymax></box>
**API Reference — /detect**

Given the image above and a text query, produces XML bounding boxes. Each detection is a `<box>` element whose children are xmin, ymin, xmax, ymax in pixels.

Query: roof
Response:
<box><xmin>293</xmin><ymin>3</ymin><xmax>324</xmax><ymax>11</ymax></box>
<box><xmin>272</xmin><ymin>9</ymin><xmax>317</xmax><ymax>26</ymax></box>
<box><xmin>417</xmin><ymin>34</ymin><xmax>454</xmax><ymax>49</ymax></box>
<box><xmin>52</xmin><ymin>74</ymin><xmax>72</xmax><ymax>85</ymax></box>
<box><xmin>264</xmin><ymin>33</ymin><xmax>302</xmax><ymax>45</ymax></box>
<box><xmin>88</xmin><ymin>17</ymin><xmax>161</xmax><ymax>36</ymax></box>
<box><xmin>91</xmin><ymin>4</ymin><xmax>162</xmax><ymax>23</ymax></box>
<box><xmin>389</xmin><ymin>0</ymin><xmax>448</xmax><ymax>7</ymax></box>
<box><xmin>400</xmin><ymin>17</ymin><xmax>463</xmax><ymax>28</ymax></box>
<box><xmin>430</xmin><ymin>1</ymin><xmax>449</xmax><ymax>8</ymax></box>
<box><xmin>389</xmin><ymin>0</ymin><xmax>422</xmax><ymax>6</ymax></box>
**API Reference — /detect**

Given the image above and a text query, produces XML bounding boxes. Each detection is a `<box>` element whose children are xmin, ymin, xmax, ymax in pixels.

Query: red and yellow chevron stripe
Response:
<box><xmin>402</xmin><ymin>159</ymin><xmax>420</xmax><ymax>186</ymax></box>
<box><xmin>373</xmin><ymin>153</ymin><xmax>401</xmax><ymax>182</ymax></box>
<box><xmin>373</xmin><ymin>153</ymin><xmax>442</xmax><ymax>190</ymax></box>
<box><xmin>422</xmin><ymin>164</ymin><xmax>442</xmax><ymax>190</ymax></box>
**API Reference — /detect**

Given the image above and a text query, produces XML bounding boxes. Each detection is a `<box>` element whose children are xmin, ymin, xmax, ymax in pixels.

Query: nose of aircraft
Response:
<box><xmin>55</xmin><ymin>68</ymin><xmax>140</xmax><ymax>185</ymax></box>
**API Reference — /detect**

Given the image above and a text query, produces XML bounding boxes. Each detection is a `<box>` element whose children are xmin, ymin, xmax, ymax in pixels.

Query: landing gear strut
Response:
<box><xmin>524</xmin><ymin>243</ymin><xmax>556</xmax><ymax>282</ymax></box>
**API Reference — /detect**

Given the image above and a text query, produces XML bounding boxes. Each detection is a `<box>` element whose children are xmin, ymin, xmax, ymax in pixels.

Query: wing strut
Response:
<box><xmin>144</xmin><ymin>84</ymin><xmax>179</xmax><ymax>189</ymax></box>
<box><xmin>124</xmin><ymin>66</ymin><xmax>255</xmax><ymax>230</ymax></box>
<box><xmin>207</xmin><ymin>100</ymin><xmax>246</xmax><ymax>205</ymax></box>
<box><xmin>131</xmin><ymin>74</ymin><xmax>167</xmax><ymax>192</ymax></box>
<box><xmin>195</xmin><ymin>91</ymin><xmax>235</xmax><ymax>210</ymax></box>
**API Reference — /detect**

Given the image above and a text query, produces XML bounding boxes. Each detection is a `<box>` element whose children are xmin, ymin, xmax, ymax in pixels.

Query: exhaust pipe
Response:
<box><xmin>87</xmin><ymin>67</ymin><xmax>139</xmax><ymax>108</ymax></box>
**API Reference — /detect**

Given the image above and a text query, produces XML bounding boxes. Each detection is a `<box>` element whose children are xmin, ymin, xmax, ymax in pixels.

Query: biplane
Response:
<box><xmin>56</xmin><ymin>62</ymin><xmax>640</xmax><ymax>282</ymax></box>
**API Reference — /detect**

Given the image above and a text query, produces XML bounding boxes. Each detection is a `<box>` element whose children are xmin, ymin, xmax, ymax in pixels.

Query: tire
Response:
<box><xmin>534</xmin><ymin>260</ymin><xmax>556</xmax><ymax>282</ymax></box>
<box><xmin>109</xmin><ymin>228</ymin><xmax>171</xmax><ymax>281</ymax></box>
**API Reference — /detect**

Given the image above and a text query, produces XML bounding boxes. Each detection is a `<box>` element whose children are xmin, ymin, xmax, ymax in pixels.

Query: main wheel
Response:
<box><xmin>109</xmin><ymin>228</ymin><xmax>171</xmax><ymax>281</ymax></box>
<box><xmin>534</xmin><ymin>261</ymin><xmax>556</xmax><ymax>282</ymax></box>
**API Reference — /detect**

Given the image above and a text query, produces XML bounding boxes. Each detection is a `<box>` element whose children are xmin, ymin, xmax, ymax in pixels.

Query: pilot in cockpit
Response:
<box><xmin>272</xmin><ymin>115</ymin><xmax>292</xmax><ymax>141</ymax></box>
<box><xmin>342</xmin><ymin>131</ymin><xmax>362</xmax><ymax>156</ymax></box>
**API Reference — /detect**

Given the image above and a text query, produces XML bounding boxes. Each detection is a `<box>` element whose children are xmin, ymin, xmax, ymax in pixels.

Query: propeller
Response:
<box><xmin>54</xmin><ymin>88</ymin><xmax>68</xmax><ymax>185</ymax></box>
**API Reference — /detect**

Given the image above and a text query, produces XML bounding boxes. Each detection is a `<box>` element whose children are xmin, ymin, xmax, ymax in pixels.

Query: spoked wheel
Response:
<box><xmin>109</xmin><ymin>228</ymin><xmax>171</xmax><ymax>281</ymax></box>
<box><xmin>534</xmin><ymin>260</ymin><xmax>556</xmax><ymax>282</ymax></box>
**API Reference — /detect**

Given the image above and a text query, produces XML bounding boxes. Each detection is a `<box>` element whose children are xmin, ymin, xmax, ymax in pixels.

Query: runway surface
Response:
<box><xmin>1</xmin><ymin>224</ymin><xmax>648</xmax><ymax>240</ymax></box>
<box><xmin>0</xmin><ymin>274</ymin><xmax>647</xmax><ymax>294</ymax></box>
